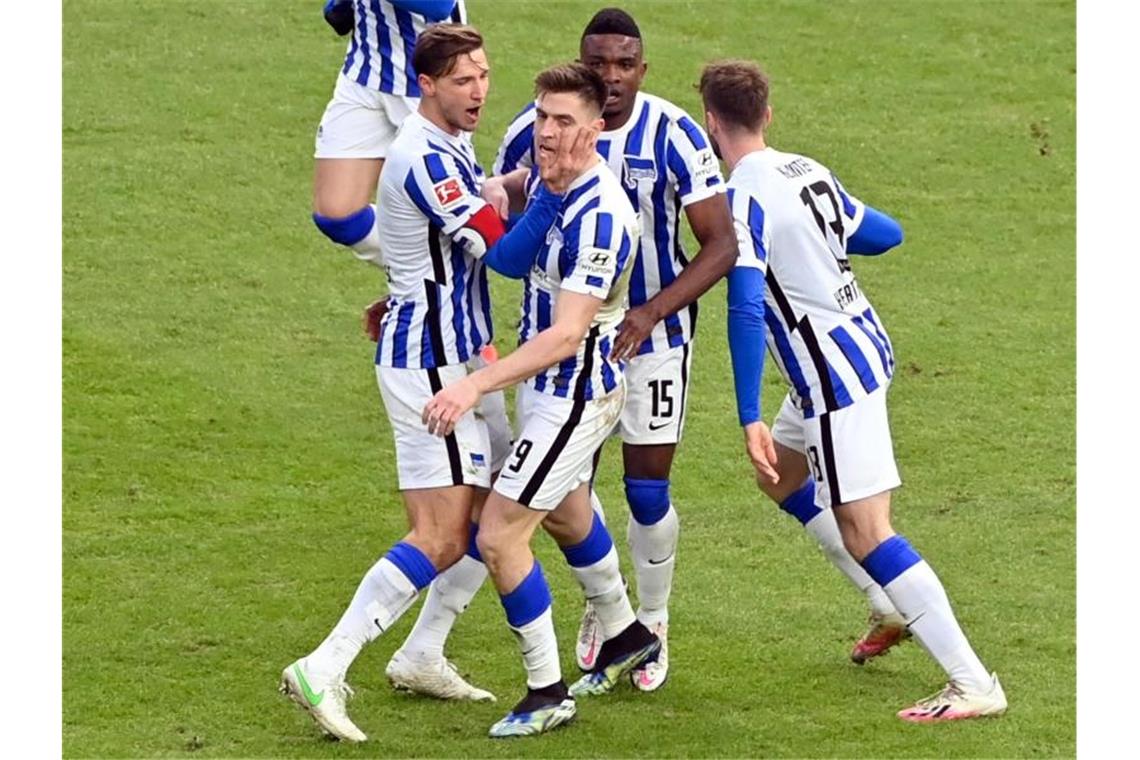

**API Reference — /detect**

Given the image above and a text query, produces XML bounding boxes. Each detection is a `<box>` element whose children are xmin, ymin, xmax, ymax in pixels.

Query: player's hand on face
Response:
<box><xmin>743</xmin><ymin>421</ymin><xmax>780</xmax><ymax>486</ymax></box>
<box><xmin>540</xmin><ymin>126</ymin><xmax>598</xmax><ymax>194</ymax></box>
<box><xmin>422</xmin><ymin>377</ymin><xmax>481</xmax><ymax>437</ymax></box>
<box><xmin>363</xmin><ymin>298</ymin><xmax>390</xmax><ymax>342</ymax></box>
<box><xmin>611</xmin><ymin>304</ymin><xmax>658</xmax><ymax>361</ymax></box>
<box><xmin>480</xmin><ymin>175</ymin><xmax>511</xmax><ymax>220</ymax></box>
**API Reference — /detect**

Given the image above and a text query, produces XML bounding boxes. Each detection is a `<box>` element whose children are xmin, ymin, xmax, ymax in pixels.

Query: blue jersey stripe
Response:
<box><xmin>427</xmin><ymin>140</ymin><xmax>477</xmax><ymax>191</ymax></box>
<box><xmin>650</xmin><ymin>116</ymin><xmax>683</xmax><ymax>348</ymax></box>
<box><xmin>354</xmin><ymin>1</ymin><xmax>373</xmax><ymax>85</ymax></box>
<box><xmin>829</xmin><ymin>325</ymin><xmax>880</xmax><ymax>394</ymax></box>
<box><xmin>501</xmin><ymin>105</ymin><xmax>536</xmax><ymax>172</ymax></box>
<box><xmin>599</xmin><ymin>336</ymin><xmax>616</xmax><ymax>392</ymax></box>
<box><xmin>404</xmin><ymin>170</ymin><xmax>447</xmax><ymax>227</ymax></box>
<box><xmin>747</xmin><ymin>197</ymin><xmax>768</xmax><ymax>261</ymax></box>
<box><xmin>625</xmin><ymin>100</ymin><xmax>651</xmax><ymax>153</ymax></box>
<box><xmin>597</xmin><ymin>139</ymin><xmax>611</xmax><ymax>160</ymax></box>
<box><xmin>450</xmin><ymin>246</ymin><xmax>469</xmax><ymax>361</ymax></box>
<box><xmin>676</xmin><ymin>115</ymin><xmax>709</xmax><ymax>151</ymax></box>
<box><xmin>394</xmin><ymin>8</ymin><xmax>418</xmax><ymax>97</ymax></box>
<box><xmin>376</xmin><ymin>1</ymin><xmax>395</xmax><ymax>91</ymax></box>
<box><xmin>563</xmin><ymin>176</ymin><xmax>601</xmax><ymax>209</ymax></box>
<box><xmin>536</xmin><ymin>288</ymin><xmax>552</xmax><ymax>331</ymax></box>
<box><xmin>343</xmin><ymin>2</ymin><xmax>362</xmax><ymax>75</ymax></box>
<box><xmin>826</xmin><ymin>359</ymin><xmax>854</xmax><ymax>408</ymax></box>
<box><xmin>392</xmin><ymin>301</ymin><xmax>415</xmax><ymax>368</ymax></box>
<box><xmin>423</xmin><ymin>152</ymin><xmax>450</xmax><ymax>183</ymax></box>
<box><xmin>764</xmin><ymin>308</ymin><xmax>813</xmax><ymax>417</ymax></box>
<box><xmin>666</xmin><ymin>141</ymin><xmax>692</xmax><ymax>199</ymax></box>
<box><xmin>419</xmin><ymin>298</ymin><xmax>435</xmax><ymax>366</ymax></box>
<box><xmin>593</xmin><ymin>212</ymin><xmax>614</xmax><ymax>250</ymax></box>
<box><xmin>519</xmin><ymin>277</ymin><xmax>533</xmax><ymax>342</ymax></box>
<box><xmin>860</xmin><ymin>308</ymin><xmax>895</xmax><ymax>372</ymax></box>
<box><xmin>850</xmin><ymin>315</ymin><xmax>891</xmax><ymax>377</ymax></box>
<box><xmin>477</xmin><ymin>264</ymin><xmax>492</xmax><ymax>344</ymax></box>
<box><xmin>552</xmin><ymin>356</ymin><xmax>576</xmax><ymax>398</ymax></box>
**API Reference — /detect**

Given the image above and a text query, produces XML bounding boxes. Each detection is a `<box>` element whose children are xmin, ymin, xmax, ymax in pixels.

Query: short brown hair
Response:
<box><xmin>534</xmin><ymin>62</ymin><xmax>607</xmax><ymax>116</ymax></box>
<box><xmin>699</xmin><ymin>60</ymin><xmax>770</xmax><ymax>131</ymax></box>
<box><xmin>412</xmin><ymin>24</ymin><xmax>483</xmax><ymax>79</ymax></box>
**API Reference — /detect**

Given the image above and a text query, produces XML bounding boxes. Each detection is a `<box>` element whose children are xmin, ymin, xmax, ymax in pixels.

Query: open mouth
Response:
<box><xmin>465</xmin><ymin>106</ymin><xmax>482</xmax><ymax>120</ymax></box>
<box><xmin>606</xmin><ymin>90</ymin><xmax>621</xmax><ymax>105</ymax></box>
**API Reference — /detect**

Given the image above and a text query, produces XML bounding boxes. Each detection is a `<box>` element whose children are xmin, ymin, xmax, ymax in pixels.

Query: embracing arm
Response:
<box><xmin>611</xmin><ymin>193</ymin><xmax>737</xmax><ymax>360</ymax></box>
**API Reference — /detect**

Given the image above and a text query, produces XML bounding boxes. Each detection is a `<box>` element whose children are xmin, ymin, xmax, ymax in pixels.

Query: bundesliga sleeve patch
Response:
<box><xmin>433</xmin><ymin>177</ymin><xmax>465</xmax><ymax>209</ymax></box>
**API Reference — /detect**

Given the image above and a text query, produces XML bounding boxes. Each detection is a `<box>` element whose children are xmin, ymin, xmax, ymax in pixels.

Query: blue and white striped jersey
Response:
<box><xmin>729</xmin><ymin>148</ymin><xmax>895</xmax><ymax>418</ymax></box>
<box><xmin>518</xmin><ymin>160</ymin><xmax>640</xmax><ymax>401</ymax></box>
<box><xmin>341</xmin><ymin>0</ymin><xmax>467</xmax><ymax>97</ymax></box>
<box><xmin>495</xmin><ymin>92</ymin><xmax>724</xmax><ymax>355</ymax></box>
<box><xmin>374</xmin><ymin>111</ymin><xmax>494</xmax><ymax>369</ymax></box>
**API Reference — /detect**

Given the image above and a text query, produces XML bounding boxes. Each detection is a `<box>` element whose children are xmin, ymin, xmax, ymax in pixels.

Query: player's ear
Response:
<box><xmin>763</xmin><ymin>105</ymin><xmax>773</xmax><ymax>130</ymax></box>
<box><xmin>418</xmin><ymin>73</ymin><xmax>436</xmax><ymax>97</ymax></box>
<box><xmin>705</xmin><ymin>110</ymin><xmax>718</xmax><ymax>136</ymax></box>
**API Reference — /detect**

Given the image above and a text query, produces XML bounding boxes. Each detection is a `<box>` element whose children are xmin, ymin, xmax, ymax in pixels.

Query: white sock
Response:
<box><xmin>307</xmin><ymin>556</ymin><xmax>419</xmax><ymax>679</ymax></box>
<box><xmin>511</xmin><ymin>607</ymin><xmax>562</xmax><ymax>689</ymax></box>
<box><xmin>882</xmin><ymin>561</ymin><xmax>991</xmax><ymax>692</ymax></box>
<box><xmin>349</xmin><ymin>204</ymin><xmax>384</xmax><ymax>268</ymax></box>
<box><xmin>627</xmin><ymin>506</ymin><xmax>679</xmax><ymax>628</ymax></box>
<box><xmin>803</xmin><ymin>509</ymin><xmax>898</xmax><ymax>617</ymax></box>
<box><xmin>590</xmin><ymin>488</ymin><xmax>607</xmax><ymax>524</ymax></box>
<box><xmin>397</xmin><ymin>554</ymin><xmax>487</xmax><ymax>662</ymax></box>
<box><xmin>568</xmin><ymin>546</ymin><xmax>636</xmax><ymax>639</ymax></box>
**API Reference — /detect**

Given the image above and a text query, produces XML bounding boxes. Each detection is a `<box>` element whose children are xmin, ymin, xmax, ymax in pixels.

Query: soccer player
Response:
<box><xmin>311</xmin><ymin>0</ymin><xmax>467</xmax><ymax>265</ymax></box>
<box><xmin>423</xmin><ymin>62</ymin><xmax>659</xmax><ymax>737</ymax></box>
<box><xmin>279</xmin><ymin>25</ymin><xmax>591</xmax><ymax>742</ymax></box>
<box><xmin>702</xmin><ymin>59</ymin><xmax>1008</xmax><ymax>722</ymax></box>
<box><xmin>394</xmin><ymin>6</ymin><xmax>739</xmax><ymax>694</ymax></box>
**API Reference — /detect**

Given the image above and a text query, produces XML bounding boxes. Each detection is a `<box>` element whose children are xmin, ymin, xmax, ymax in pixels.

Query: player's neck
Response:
<box><xmin>603</xmin><ymin>99</ymin><xmax>637</xmax><ymax>132</ymax></box>
<box><xmin>721</xmin><ymin>133</ymin><xmax>768</xmax><ymax>172</ymax></box>
<box><xmin>418</xmin><ymin>102</ymin><xmax>462</xmax><ymax>137</ymax></box>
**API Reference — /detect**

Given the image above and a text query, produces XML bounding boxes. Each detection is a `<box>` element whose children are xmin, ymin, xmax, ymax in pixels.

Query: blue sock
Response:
<box><xmin>860</xmin><ymin>535</ymin><xmax>922</xmax><ymax>587</ymax></box>
<box><xmin>312</xmin><ymin>206</ymin><xmax>375</xmax><ymax>246</ymax></box>
<box><xmin>465</xmin><ymin>522</ymin><xmax>482</xmax><ymax>563</ymax></box>
<box><xmin>624</xmin><ymin>476</ymin><xmax>671</xmax><ymax>525</ymax></box>
<box><xmin>499</xmin><ymin>560</ymin><xmax>553</xmax><ymax>628</ymax></box>
<box><xmin>560</xmin><ymin>512</ymin><xmax>614</xmax><ymax>567</ymax></box>
<box><xmin>778</xmin><ymin>479</ymin><xmax>823</xmax><ymax>525</ymax></box>
<box><xmin>384</xmin><ymin>541</ymin><xmax>438</xmax><ymax>591</ymax></box>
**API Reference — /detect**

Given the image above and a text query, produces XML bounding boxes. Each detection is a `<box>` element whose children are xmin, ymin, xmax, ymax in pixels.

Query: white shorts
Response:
<box><xmin>617</xmin><ymin>342</ymin><xmax>693</xmax><ymax>445</ymax></box>
<box><xmin>376</xmin><ymin>356</ymin><xmax>512</xmax><ymax>491</ymax></box>
<box><xmin>771</xmin><ymin>386</ymin><xmax>901</xmax><ymax>509</ymax></box>
<box><xmin>314</xmin><ymin>74</ymin><xmax>417</xmax><ymax>159</ymax></box>
<box><xmin>495</xmin><ymin>382</ymin><xmax>626</xmax><ymax>511</ymax></box>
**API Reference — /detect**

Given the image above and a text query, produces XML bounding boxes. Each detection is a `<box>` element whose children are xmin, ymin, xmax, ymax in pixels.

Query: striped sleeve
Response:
<box><xmin>493</xmin><ymin>103</ymin><xmax>537</xmax><ymax>175</ymax></box>
<box><xmin>560</xmin><ymin>210</ymin><xmax>629</xmax><ymax>300</ymax></box>
<box><xmin>405</xmin><ymin>150</ymin><xmax>490</xmax><ymax>236</ymax></box>
<box><xmin>665</xmin><ymin>113</ymin><xmax>725</xmax><ymax>207</ymax></box>
<box><xmin>728</xmin><ymin>187</ymin><xmax>770</xmax><ymax>274</ymax></box>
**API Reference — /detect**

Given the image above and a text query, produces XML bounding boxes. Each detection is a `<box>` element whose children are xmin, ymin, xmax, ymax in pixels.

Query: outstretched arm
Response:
<box><xmin>611</xmin><ymin>193</ymin><xmax>738</xmax><ymax>360</ymax></box>
<box><xmin>422</xmin><ymin>290</ymin><xmax>602</xmax><ymax>435</ymax></box>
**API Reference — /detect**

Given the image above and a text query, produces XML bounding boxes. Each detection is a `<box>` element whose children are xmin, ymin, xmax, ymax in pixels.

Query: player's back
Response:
<box><xmin>730</xmin><ymin>148</ymin><xmax>896</xmax><ymax>417</ymax></box>
<box><xmin>496</xmin><ymin>92</ymin><xmax>722</xmax><ymax>355</ymax></box>
<box><xmin>375</xmin><ymin>112</ymin><xmax>492</xmax><ymax>369</ymax></box>
<box><xmin>341</xmin><ymin>0</ymin><xmax>467</xmax><ymax>96</ymax></box>
<box><xmin>519</xmin><ymin>160</ymin><xmax>640</xmax><ymax>401</ymax></box>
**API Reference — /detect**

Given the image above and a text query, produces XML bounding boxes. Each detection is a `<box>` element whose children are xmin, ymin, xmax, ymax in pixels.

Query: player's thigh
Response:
<box><xmin>401</xmin><ymin>484</ymin><xmax>478</xmax><ymax>564</ymax></box>
<box><xmin>759</xmin><ymin>441</ymin><xmax>812</xmax><ymax>504</ymax></box>
<box><xmin>496</xmin><ymin>383</ymin><xmax>625</xmax><ymax>512</ymax></box>
<box><xmin>312</xmin><ymin>77</ymin><xmax>406</xmax><ymax>214</ymax></box>
<box><xmin>618</xmin><ymin>343</ymin><xmax>693</xmax><ymax>448</ymax></box>
<box><xmin>802</xmin><ymin>387</ymin><xmax>901</xmax><ymax>512</ymax></box>
<box><xmin>375</xmin><ymin>363</ymin><xmax>494</xmax><ymax>492</ymax></box>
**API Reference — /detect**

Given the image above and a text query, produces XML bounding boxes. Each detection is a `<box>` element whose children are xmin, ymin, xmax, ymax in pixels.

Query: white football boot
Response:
<box><xmin>385</xmin><ymin>650</ymin><xmax>496</xmax><ymax>702</ymax></box>
<box><xmin>279</xmin><ymin>658</ymin><xmax>367</xmax><ymax>743</ymax></box>
<box><xmin>897</xmin><ymin>673</ymin><xmax>1008</xmax><ymax>722</ymax></box>
<box><xmin>575</xmin><ymin>601</ymin><xmax>602</xmax><ymax>671</ymax></box>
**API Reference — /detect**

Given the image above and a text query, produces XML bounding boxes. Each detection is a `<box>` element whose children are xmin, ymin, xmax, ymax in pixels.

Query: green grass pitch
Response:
<box><xmin>63</xmin><ymin>0</ymin><xmax>1074</xmax><ymax>756</ymax></box>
